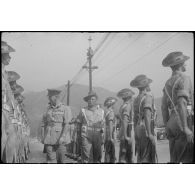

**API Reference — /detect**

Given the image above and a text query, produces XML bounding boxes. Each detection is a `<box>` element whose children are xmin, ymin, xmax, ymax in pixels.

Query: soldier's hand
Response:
<box><xmin>125</xmin><ymin>136</ymin><xmax>132</xmax><ymax>145</ymax></box>
<box><xmin>148</xmin><ymin>134</ymin><xmax>155</xmax><ymax>146</ymax></box>
<box><xmin>184</xmin><ymin>127</ymin><xmax>194</xmax><ymax>143</ymax></box>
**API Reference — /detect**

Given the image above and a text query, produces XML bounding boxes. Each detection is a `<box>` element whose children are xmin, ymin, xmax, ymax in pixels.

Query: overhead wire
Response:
<box><xmin>93</xmin><ymin>33</ymin><xmax>143</xmax><ymax>81</ymax></box>
<box><xmin>97</xmin><ymin>33</ymin><xmax>179</xmax><ymax>85</ymax></box>
<box><xmin>96</xmin><ymin>33</ymin><xmax>142</xmax><ymax>66</ymax></box>
<box><xmin>93</xmin><ymin>33</ymin><xmax>117</xmax><ymax>63</ymax></box>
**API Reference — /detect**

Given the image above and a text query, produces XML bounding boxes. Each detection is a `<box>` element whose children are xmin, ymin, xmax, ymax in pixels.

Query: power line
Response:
<box><xmin>93</xmin><ymin>33</ymin><xmax>112</xmax><ymax>57</ymax></box>
<box><xmin>93</xmin><ymin>33</ymin><xmax>117</xmax><ymax>63</ymax></box>
<box><xmin>97</xmin><ymin>33</ymin><xmax>178</xmax><ymax>85</ymax></box>
<box><xmin>93</xmin><ymin>33</ymin><xmax>143</xmax><ymax>80</ymax></box>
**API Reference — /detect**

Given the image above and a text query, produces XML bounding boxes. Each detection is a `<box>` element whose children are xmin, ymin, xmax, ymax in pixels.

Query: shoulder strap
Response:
<box><xmin>164</xmin><ymin>85</ymin><xmax>178</xmax><ymax>116</ymax></box>
<box><xmin>171</xmin><ymin>76</ymin><xmax>182</xmax><ymax>101</ymax></box>
<box><xmin>105</xmin><ymin>109</ymin><xmax>111</xmax><ymax>117</ymax></box>
<box><xmin>164</xmin><ymin>76</ymin><xmax>181</xmax><ymax>115</ymax></box>
<box><xmin>138</xmin><ymin>94</ymin><xmax>146</xmax><ymax>117</ymax></box>
<box><xmin>81</xmin><ymin>108</ymin><xmax>89</xmax><ymax>126</ymax></box>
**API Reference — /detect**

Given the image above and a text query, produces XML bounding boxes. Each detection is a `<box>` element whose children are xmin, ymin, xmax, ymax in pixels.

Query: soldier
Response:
<box><xmin>161</xmin><ymin>52</ymin><xmax>194</xmax><ymax>163</ymax></box>
<box><xmin>75</xmin><ymin>116</ymin><xmax>82</xmax><ymax>162</ymax></box>
<box><xmin>117</xmin><ymin>88</ymin><xmax>135</xmax><ymax>163</ymax></box>
<box><xmin>69</xmin><ymin>118</ymin><xmax>78</xmax><ymax>159</ymax></box>
<box><xmin>1</xmin><ymin>41</ymin><xmax>16</xmax><ymax>162</ymax></box>
<box><xmin>130</xmin><ymin>75</ymin><xmax>157</xmax><ymax>163</ymax></box>
<box><xmin>104</xmin><ymin>97</ymin><xmax>118</xmax><ymax>163</ymax></box>
<box><xmin>9</xmin><ymin>82</ymin><xmax>25</xmax><ymax>162</ymax></box>
<box><xmin>41</xmin><ymin>89</ymin><xmax>72</xmax><ymax>163</ymax></box>
<box><xmin>77</xmin><ymin>91</ymin><xmax>105</xmax><ymax>163</ymax></box>
<box><xmin>1</xmin><ymin>43</ymin><xmax>22</xmax><ymax>163</ymax></box>
<box><xmin>14</xmin><ymin>92</ymin><xmax>30</xmax><ymax>161</ymax></box>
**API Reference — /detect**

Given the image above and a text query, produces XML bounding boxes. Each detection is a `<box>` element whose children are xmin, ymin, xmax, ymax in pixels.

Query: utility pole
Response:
<box><xmin>82</xmin><ymin>36</ymin><xmax>98</xmax><ymax>93</ymax></box>
<box><xmin>67</xmin><ymin>80</ymin><xmax>70</xmax><ymax>106</ymax></box>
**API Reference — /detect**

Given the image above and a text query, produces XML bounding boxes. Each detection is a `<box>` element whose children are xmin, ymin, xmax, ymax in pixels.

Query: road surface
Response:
<box><xmin>26</xmin><ymin>139</ymin><xmax>170</xmax><ymax>163</ymax></box>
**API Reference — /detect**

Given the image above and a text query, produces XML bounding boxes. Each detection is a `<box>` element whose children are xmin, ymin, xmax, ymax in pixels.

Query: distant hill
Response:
<box><xmin>23</xmin><ymin>84</ymin><xmax>164</xmax><ymax>137</ymax></box>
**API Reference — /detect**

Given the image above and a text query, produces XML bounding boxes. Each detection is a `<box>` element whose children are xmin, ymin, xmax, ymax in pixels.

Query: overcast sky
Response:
<box><xmin>2</xmin><ymin>32</ymin><xmax>194</xmax><ymax>98</ymax></box>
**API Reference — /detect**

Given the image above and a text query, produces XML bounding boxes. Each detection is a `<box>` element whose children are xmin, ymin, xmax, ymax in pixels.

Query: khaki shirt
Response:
<box><xmin>119</xmin><ymin>100</ymin><xmax>133</xmax><ymax>123</ymax></box>
<box><xmin>105</xmin><ymin>108</ymin><xmax>115</xmax><ymax>126</ymax></box>
<box><xmin>2</xmin><ymin>67</ymin><xmax>17</xmax><ymax>123</ymax></box>
<box><xmin>105</xmin><ymin>108</ymin><xmax>115</xmax><ymax>139</ymax></box>
<box><xmin>163</xmin><ymin>71</ymin><xmax>193</xmax><ymax>110</ymax></box>
<box><xmin>42</xmin><ymin>103</ymin><xmax>72</xmax><ymax>145</ymax></box>
<box><xmin>78</xmin><ymin>105</ymin><xmax>105</xmax><ymax>130</ymax></box>
<box><xmin>119</xmin><ymin>100</ymin><xmax>134</xmax><ymax>138</ymax></box>
<box><xmin>133</xmin><ymin>92</ymin><xmax>154</xmax><ymax>127</ymax></box>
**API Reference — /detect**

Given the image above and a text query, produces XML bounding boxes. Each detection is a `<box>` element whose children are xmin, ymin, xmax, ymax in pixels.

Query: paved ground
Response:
<box><xmin>26</xmin><ymin>140</ymin><xmax>76</xmax><ymax>163</ymax></box>
<box><xmin>26</xmin><ymin>139</ymin><xmax>170</xmax><ymax>163</ymax></box>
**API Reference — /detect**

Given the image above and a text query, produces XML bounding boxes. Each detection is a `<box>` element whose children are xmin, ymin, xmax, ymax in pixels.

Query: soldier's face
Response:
<box><xmin>181</xmin><ymin>64</ymin><xmax>187</xmax><ymax>72</ymax></box>
<box><xmin>10</xmin><ymin>82</ymin><xmax>17</xmax><ymax>90</ymax></box>
<box><xmin>146</xmin><ymin>85</ymin><xmax>151</xmax><ymax>92</ymax></box>
<box><xmin>2</xmin><ymin>53</ymin><xmax>11</xmax><ymax>65</ymax></box>
<box><xmin>88</xmin><ymin>96</ymin><xmax>97</xmax><ymax>107</ymax></box>
<box><xmin>49</xmin><ymin>95</ymin><xmax>59</xmax><ymax>105</ymax></box>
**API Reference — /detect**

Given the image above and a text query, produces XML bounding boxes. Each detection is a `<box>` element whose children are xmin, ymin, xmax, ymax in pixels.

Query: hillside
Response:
<box><xmin>23</xmin><ymin>84</ymin><xmax>163</xmax><ymax>137</ymax></box>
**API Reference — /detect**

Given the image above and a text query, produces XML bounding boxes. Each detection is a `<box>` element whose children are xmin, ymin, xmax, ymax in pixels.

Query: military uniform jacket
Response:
<box><xmin>2</xmin><ymin>67</ymin><xmax>18</xmax><ymax>128</ymax></box>
<box><xmin>163</xmin><ymin>71</ymin><xmax>193</xmax><ymax>112</ymax></box>
<box><xmin>42</xmin><ymin>103</ymin><xmax>72</xmax><ymax>145</ymax></box>
<box><xmin>119</xmin><ymin>100</ymin><xmax>133</xmax><ymax>139</ymax></box>
<box><xmin>162</xmin><ymin>71</ymin><xmax>193</xmax><ymax>135</ymax></box>
<box><xmin>78</xmin><ymin>105</ymin><xmax>105</xmax><ymax>131</ymax></box>
<box><xmin>105</xmin><ymin>108</ymin><xmax>115</xmax><ymax>139</ymax></box>
<box><xmin>133</xmin><ymin>92</ymin><xmax>155</xmax><ymax>138</ymax></box>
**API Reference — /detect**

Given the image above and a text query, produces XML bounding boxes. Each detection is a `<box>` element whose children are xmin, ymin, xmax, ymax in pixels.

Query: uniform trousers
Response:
<box><xmin>45</xmin><ymin>144</ymin><xmax>67</xmax><ymax>163</ymax></box>
<box><xmin>119</xmin><ymin>139</ymin><xmax>134</xmax><ymax>163</ymax></box>
<box><xmin>81</xmin><ymin>128</ymin><xmax>103</xmax><ymax>163</ymax></box>
<box><xmin>104</xmin><ymin>140</ymin><xmax>116</xmax><ymax>163</ymax></box>
<box><xmin>166</xmin><ymin>112</ymin><xmax>194</xmax><ymax>163</ymax></box>
<box><xmin>135</xmin><ymin>124</ymin><xmax>157</xmax><ymax>163</ymax></box>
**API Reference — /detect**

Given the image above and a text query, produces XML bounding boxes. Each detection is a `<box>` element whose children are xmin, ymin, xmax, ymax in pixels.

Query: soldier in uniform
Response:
<box><xmin>104</xmin><ymin>97</ymin><xmax>117</xmax><ymax>163</ymax></box>
<box><xmin>14</xmin><ymin>92</ymin><xmax>30</xmax><ymax>161</ymax></box>
<box><xmin>117</xmin><ymin>88</ymin><xmax>135</xmax><ymax>163</ymax></box>
<box><xmin>1</xmin><ymin>43</ymin><xmax>22</xmax><ymax>163</ymax></box>
<box><xmin>9</xmin><ymin>82</ymin><xmax>25</xmax><ymax>162</ymax></box>
<box><xmin>75</xmin><ymin>116</ymin><xmax>82</xmax><ymax>162</ymax></box>
<box><xmin>69</xmin><ymin>118</ymin><xmax>78</xmax><ymax>159</ymax></box>
<box><xmin>41</xmin><ymin>89</ymin><xmax>72</xmax><ymax>163</ymax></box>
<box><xmin>77</xmin><ymin>91</ymin><xmax>105</xmax><ymax>163</ymax></box>
<box><xmin>161</xmin><ymin>52</ymin><xmax>194</xmax><ymax>163</ymax></box>
<box><xmin>130</xmin><ymin>75</ymin><xmax>157</xmax><ymax>163</ymax></box>
<box><xmin>1</xmin><ymin>41</ymin><xmax>16</xmax><ymax>162</ymax></box>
